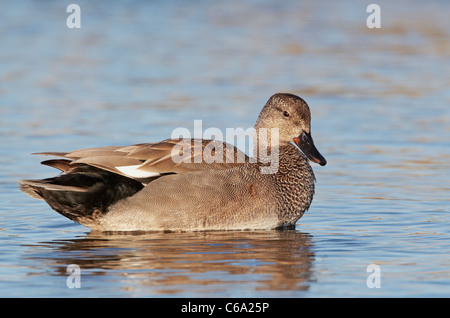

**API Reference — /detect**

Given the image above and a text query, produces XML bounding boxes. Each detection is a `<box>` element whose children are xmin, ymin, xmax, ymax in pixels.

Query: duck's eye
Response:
<box><xmin>283</xmin><ymin>110</ymin><xmax>290</xmax><ymax>117</ymax></box>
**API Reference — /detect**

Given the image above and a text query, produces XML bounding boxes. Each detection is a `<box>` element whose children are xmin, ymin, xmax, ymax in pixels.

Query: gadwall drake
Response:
<box><xmin>20</xmin><ymin>93</ymin><xmax>326</xmax><ymax>231</ymax></box>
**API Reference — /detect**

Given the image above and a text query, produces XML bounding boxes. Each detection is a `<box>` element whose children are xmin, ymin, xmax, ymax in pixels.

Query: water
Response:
<box><xmin>1</xmin><ymin>0</ymin><xmax>449</xmax><ymax>298</ymax></box>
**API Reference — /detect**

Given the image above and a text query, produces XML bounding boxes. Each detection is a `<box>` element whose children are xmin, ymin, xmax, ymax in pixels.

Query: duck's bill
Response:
<box><xmin>293</xmin><ymin>131</ymin><xmax>327</xmax><ymax>166</ymax></box>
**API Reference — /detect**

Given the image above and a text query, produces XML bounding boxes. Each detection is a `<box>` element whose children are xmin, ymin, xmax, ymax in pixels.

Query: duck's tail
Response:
<box><xmin>20</xmin><ymin>161</ymin><xmax>144</xmax><ymax>227</ymax></box>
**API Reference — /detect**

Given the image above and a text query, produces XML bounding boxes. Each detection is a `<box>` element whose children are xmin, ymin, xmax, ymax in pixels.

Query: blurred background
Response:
<box><xmin>0</xmin><ymin>0</ymin><xmax>449</xmax><ymax>297</ymax></box>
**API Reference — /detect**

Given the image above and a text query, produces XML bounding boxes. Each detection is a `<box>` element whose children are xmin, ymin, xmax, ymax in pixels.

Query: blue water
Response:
<box><xmin>1</xmin><ymin>0</ymin><xmax>449</xmax><ymax>297</ymax></box>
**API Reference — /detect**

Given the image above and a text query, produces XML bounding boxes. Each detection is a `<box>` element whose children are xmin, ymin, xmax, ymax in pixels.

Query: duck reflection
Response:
<box><xmin>35</xmin><ymin>230</ymin><xmax>315</xmax><ymax>294</ymax></box>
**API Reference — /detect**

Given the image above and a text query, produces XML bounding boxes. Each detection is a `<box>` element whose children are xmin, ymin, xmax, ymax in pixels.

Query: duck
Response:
<box><xmin>20</xmin><ymin>93</ymin><xmax>326</xmax><ymax>232</ymax></box>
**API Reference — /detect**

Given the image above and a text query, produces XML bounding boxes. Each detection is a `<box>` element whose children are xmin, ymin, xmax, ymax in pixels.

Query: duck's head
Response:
<box><xmin>255</xmin><ymin>93</ymin><xmax>327</xmax><ymax>166</ymax></box>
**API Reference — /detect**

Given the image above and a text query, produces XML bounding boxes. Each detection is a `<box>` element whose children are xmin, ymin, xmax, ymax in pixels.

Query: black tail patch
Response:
<box><xmin>20</xmin><ymin>164</ymin><xmax>144</xmax><ymax>224</ymax></box>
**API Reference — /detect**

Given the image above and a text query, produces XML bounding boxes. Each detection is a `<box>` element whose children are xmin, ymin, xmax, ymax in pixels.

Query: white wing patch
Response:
<box><xmin>116</xmin><ymin>165</ymin><xmax>160</xmax><ymax>178</ymax></box>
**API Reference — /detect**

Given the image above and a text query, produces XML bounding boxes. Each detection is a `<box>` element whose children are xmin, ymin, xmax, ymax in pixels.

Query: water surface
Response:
<box><xmin>1</xmin><ymin>0</ymin><xmax>449</xmax><ymax>298</ymax></box>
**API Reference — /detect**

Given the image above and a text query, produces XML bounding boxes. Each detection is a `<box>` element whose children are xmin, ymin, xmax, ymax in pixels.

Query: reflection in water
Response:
<box><xmin>27</xmin><ymin>230</ymin><xmax>315</xmax><ymax>296</ymax></box>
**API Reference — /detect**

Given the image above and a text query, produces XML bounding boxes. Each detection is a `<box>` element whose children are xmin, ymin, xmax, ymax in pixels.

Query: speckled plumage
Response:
<box><xmin>20</xmin><ymin>93</ymin><xmax>326</xmax><ymax>232</ymax></box>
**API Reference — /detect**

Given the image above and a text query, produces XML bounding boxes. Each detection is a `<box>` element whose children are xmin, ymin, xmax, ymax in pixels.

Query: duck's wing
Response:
<box><xmin>35</xmin><ymin>139</ymin><xmax>249</xmax><ymax>183</ymax></box>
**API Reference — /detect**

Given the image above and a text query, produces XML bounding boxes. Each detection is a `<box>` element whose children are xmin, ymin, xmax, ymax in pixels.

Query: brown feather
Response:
<box><xmin>41</xmin><ymin>159</ymin><xmax>74</xmax><ymax>173</ymax></box>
